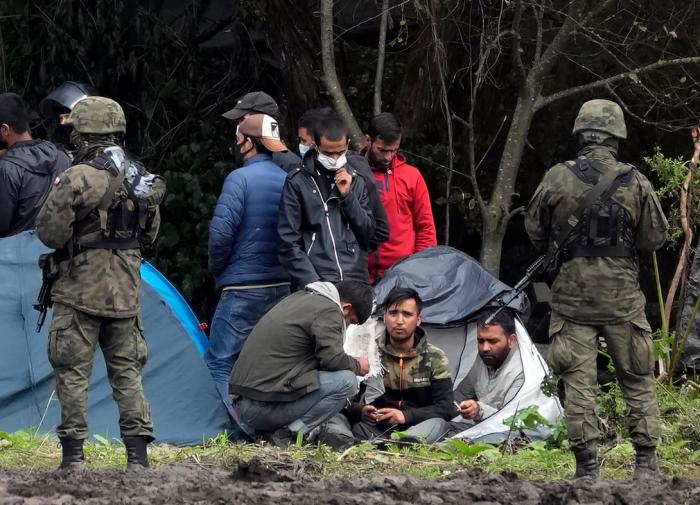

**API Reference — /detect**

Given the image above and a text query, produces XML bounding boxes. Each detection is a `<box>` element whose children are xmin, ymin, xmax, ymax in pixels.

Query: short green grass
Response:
<box><xmin>2</xmin><ymin>383</ymin><xmax>699</xmax><ymax>480</ymax></box>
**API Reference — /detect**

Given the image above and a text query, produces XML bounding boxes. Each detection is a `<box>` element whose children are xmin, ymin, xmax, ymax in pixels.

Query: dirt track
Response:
<box><xmin>0</xmin><ymin>462</ymin><xmax>698</xmax><ymax>505</ymax></box>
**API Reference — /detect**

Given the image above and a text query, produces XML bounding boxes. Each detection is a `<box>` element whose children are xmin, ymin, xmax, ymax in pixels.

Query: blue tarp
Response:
<box><xmin>0</xmin><ymin>231</ymin><xmax>232</xmax><ymax>445</ymax></box>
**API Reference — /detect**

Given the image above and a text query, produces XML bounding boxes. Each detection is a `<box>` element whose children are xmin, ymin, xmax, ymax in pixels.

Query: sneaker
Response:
<box><xmin>270</xmin><ymin>427</ymin><xmax>295</xmax><ymax>448</ymax></box>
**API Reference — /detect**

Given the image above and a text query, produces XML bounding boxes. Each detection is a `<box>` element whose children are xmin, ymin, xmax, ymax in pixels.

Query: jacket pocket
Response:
<box><xmin>630</xmin><ymin>319</ymin><xmax>654</xmax><ymax>375</ymax></box>
<box><xmin>546</xmin><ymin>318</ymin><xmax>570</xmax><ymax>375</ymax></box>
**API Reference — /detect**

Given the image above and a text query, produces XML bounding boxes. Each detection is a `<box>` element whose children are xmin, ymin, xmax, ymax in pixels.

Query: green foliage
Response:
<box><xmin>503</xmin><ymin>405</ymin><xmax>553</xmax><ymax>431</ymax></box>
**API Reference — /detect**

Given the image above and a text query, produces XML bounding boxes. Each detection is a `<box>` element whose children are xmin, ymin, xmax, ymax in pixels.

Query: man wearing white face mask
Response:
<box><xmin>278</xmin><ymin>111</ymin><xmax>376</xmax><ymax>288</ymax></box>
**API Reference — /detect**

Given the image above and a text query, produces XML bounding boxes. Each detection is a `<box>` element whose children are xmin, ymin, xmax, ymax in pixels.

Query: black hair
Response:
<box><xmin>0</xmin><ymin>93</ymin><xmax>29</xmax><ymax>134</ymax></box>
<box><xmin>383</xmin><ymin>287</ymin><xmax>423</xmax><ymax>314</ymax></box>
<box><xmin>477</xmin><ymin>308</ymin><xmax>516</xmax><ymax>336</ymax></box>
<box><xmin>250</xmin><ymin>137</ymin><xmax>273</xmax><ymax>155</ymax></box>
<box><xmin>335</xmin><ymin>281</ymin><xmax>374</xmax><ymax>324</ymax></box>
<box><xmin>367</xmin><ymin>112</ymin><xmax>402</xmax><ymax>143</ymax></box>
<box><xmin>313</xmin><ymin>111</ymin><xmax>349</xmax><ymax>145</ymax></box>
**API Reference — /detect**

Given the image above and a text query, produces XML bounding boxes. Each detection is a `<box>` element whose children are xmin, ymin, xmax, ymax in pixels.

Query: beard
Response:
<box><xmin>480</xmin><ymin>348</ymin><xmax>510</xmax><ymax>368</ymax></box>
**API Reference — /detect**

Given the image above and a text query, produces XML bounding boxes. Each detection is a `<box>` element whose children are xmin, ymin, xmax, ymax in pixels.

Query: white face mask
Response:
<box><xmin>299</xmin><ymin>143</ymin><xmax>311</xmax><ymax>157</ymax></box>
<box><xmin>317</xmin><ymin>151</ymin><xmax>347</xmax><ymax>171</ymax></box>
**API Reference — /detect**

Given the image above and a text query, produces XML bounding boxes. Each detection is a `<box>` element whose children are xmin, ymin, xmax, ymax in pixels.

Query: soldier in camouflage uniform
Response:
<box><xmin>524</xmin><ymin>99</ymin><xmax>668</xmax><ymax>479</ymax></box>
<box><xmin>351</xmin><ymin>288</ymin><xmax>454</xmax><ymax>443</ymax></box>
<box><xmin>36</xmin><ymin>97</ymin><xmax>165</xmax><ymax>470</ymax></box>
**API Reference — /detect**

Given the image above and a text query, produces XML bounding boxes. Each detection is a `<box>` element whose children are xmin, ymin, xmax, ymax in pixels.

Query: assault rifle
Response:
<box><xmin>34</xmin><ymin>253</ymin><xmax>60</xmax><ymax>332</ymax></box>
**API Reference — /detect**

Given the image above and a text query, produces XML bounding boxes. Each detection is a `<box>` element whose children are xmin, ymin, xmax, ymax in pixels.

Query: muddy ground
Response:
<box><xmin>0</xmin><ymin>461</ymin><xmax>697</xmax><ymax>505</ymax></box>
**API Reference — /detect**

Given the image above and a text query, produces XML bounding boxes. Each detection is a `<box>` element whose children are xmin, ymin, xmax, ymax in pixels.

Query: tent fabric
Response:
<box><xmin>372</xmin><ymin>248</ymin><xmax>562</xmax><ymax>440</ymax></box>
<box><xmin>373</xmin><ymin>246</ymin><xmax>528</xmax><ymax>326</ymax></box>
<box><xmin>680</xmin><ymin>243</ymin><xmax>700</xmax><ymax>369</ymax></box>
<box><xmin>0</xmin><ymin>231</ymin><xmax>232</xmax><ymax>445</ymax></box>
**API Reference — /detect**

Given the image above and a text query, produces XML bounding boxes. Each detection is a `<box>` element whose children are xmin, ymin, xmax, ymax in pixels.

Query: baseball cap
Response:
<box><xmin>222</xmin><ymin>91</ymin><xmax>279</xmax><ymax>121</ymax></box>
<box><xmin>238</xmin><ymin>113</ymin><xmax>287</xmax><ymax>152</ymax></box>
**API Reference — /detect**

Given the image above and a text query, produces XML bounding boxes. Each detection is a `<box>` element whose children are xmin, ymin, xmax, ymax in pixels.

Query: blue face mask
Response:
<box><xmin>299</xmin><ymin>143</ymin><xmax>310</xmax><ymax>157</ymax></box>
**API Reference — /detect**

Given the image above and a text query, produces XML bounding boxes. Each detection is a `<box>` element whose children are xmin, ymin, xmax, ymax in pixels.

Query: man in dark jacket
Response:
<box><xmin>278</xmin><ymin>112</ymin><xmax>376</xmax><ymax>287</ymax></box>
<box><xmin>350</xmin><ymin>288</ymin><xmax>454</xmax><ymax>443</ymax></box>
<box><xmin>221</xmin><ymin>91</ymin><xmax>301</xmax><ymax>173</ymax></box>
<box><xmin>361</xmin><ymin>113</ymin><xmax>437</xmax><ymax>282</ymax></box>
<box><xmin>0</xmin><ymin>93</ymin><xmax>70</xmax><ymax>237</ymax></box>
<box><xmin>207</xmin><ymin>113</ymin><xmax>291</xmax><ymax>399</ymax></box>
<box><xmin>230</xmin><ymin>280</ymin><xmax>372</xmax><ymax>445</ymax></box>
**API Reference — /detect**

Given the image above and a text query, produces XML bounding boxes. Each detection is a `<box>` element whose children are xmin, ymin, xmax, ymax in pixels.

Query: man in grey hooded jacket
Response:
<box><xmin>229</xmin><ymin>280</ymin><xmax>372</xmax><ymax>444</ymax></box>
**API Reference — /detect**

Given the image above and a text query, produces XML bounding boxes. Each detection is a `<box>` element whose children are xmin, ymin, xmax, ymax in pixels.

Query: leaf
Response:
<box><xmin>93</xmin><ymin>434</ymin><xmax>111</xmax><ymax>446</ymax></box>
<box><xmin>629</xmin><ymin>73</ymin><xmax>641</xmax><ymax>85</ymax></box>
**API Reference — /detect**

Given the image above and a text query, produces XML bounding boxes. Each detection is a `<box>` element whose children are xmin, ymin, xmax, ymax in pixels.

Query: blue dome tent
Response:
<box><xmin>0</xmin><ymin>231</ymin><xmax>233</xmax><ymax>445</ymax></box>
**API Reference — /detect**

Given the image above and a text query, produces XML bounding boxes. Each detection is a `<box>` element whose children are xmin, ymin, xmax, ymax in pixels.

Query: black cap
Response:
<box><xmin>222</xmin><ymin>91</ymin><xmax>279</xmax><ymax>121</ymax></box>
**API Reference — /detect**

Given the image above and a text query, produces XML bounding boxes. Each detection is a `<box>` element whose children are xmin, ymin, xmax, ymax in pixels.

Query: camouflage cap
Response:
<box><xmin>67</xmin><ymin>96</ymin><xmax>126</xmax><ymax>134</ymax></box>
<box><xmin>572</xmin><ymin>99</ymin><xmax>626</xmax><ymax>139</ymax></box>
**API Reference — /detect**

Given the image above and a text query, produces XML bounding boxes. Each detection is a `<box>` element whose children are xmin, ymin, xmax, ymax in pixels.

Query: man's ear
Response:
<box><xmin>417</xmin><ymin>313</ymin><xmax>422</xmax><ymax>327</ymax></box>
<box><xmin>364</xmin><ymin>134</ymin><xmax>371</xmax><ymax>146</ymax></box>
<box><xmin>341</xmin><ymin>301</ymin><xmax>352</xmax><ymax>313</ymax></box>
<box><xmin>507</xmin><ymin>333</ymin><xmax>517</xmax><ymax>349</ymax></box>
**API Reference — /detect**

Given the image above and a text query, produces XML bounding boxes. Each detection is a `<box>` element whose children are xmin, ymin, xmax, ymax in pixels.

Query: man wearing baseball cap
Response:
<box><xmin>222</xmin><ymin>91</ymin><xmax>301</xmax><ymax>173</ymax></box>
<box><xmin>207</xmin><ymin>113</ymin><xmax>292</xmax><ymax>399</ymax></box>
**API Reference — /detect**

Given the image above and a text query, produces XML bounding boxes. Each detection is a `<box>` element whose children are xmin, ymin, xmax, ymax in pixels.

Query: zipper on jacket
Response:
<box><xmin>398</xmin><ymin>354</ymin><xmax>404</xmax><ymax>408</ymax></box>
<box><xmin>311</xmin><ymin>176</ymin><xmax>344</xmax><ymax>280</ymax></box>
<box><xmin>306</xmin><ymin>232</ymin><xmax>316</xmax><ymax>255</ymax></box>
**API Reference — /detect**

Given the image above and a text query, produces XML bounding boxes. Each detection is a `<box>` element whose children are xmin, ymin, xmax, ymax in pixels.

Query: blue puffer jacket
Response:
<box><xmin>208</xmin><ymin>153</ymin><xmax>290</xmax><ymax>289</ymax></box>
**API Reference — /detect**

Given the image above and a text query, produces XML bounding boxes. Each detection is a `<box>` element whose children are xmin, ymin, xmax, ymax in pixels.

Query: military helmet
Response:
<box><xmin>572</xmin><ymin>99</ymin><xmax>627</xmax><ymax>139</ymax></box>
<box><xmin>67</xmin><ymin>96</ymin><xmax>126</xmax><ymax>134</ymax></box>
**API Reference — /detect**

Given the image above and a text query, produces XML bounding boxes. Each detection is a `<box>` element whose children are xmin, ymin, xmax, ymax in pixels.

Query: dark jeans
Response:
<box><xmin>205</xmin><ymin>285</ymin><xmax>290</xmax><ymax>399</ymax></box>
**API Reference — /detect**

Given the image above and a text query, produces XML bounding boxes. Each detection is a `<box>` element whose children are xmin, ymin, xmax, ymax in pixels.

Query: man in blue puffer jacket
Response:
<box><xmin>207</xmin><ymin>113</ymin><xmax>291</xmax><ymax>399</ymax></box>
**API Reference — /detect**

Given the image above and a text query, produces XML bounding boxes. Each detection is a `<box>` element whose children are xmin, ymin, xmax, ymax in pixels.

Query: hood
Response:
<box><xmin>4</xmin><ymin>140</ymin><xmax>64</xmax><ymax>176</ymax></box>
<box><xmin>305</xmin><ymin>281</ymin><xmax>342</xmax><ymax>309</ymax></box>
<box><xmin>379</xmin><ymin>325</ymin><xmax>428</xmax><ymax>358</ymax></box>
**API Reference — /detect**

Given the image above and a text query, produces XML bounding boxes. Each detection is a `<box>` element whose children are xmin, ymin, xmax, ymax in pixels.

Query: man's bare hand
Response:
<box><xmin>375</xmin><ymin>408</ymin><xmax>405</xmax><ymax>426</ymax></box>
<box><xmin>360</xmin><ymin>404</ymin><xmax>378</xmax><ymax>424</ymax></box>
<box><xmin>334</xmin><ymin>167</ymin><xmax>352</xmax><ymax>197</ymax></box>
<box><xmin>356</xmin><ymin>356</ymin><xmax>370</xmax><ymax>376</ymax></box>
<box><xmin>458</xmin><ymin>400</ymin><xmax>480</xmax><ymax>420</ymax></box>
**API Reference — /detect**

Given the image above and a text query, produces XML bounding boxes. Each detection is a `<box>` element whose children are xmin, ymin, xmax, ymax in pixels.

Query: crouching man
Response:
<box><xmin>350</xmin><ymin>288</ymin><xmax>454</xmax><ymax>443</ymax></box>
<box><xmin>448</xmin><ymin>309</ymin><xmax>524</xmax><ymax>433</ymax></box>
<box><xmin>229</xmin><ymin>281</ymin><xmax>372</xmax><ymax>445</ymax></box>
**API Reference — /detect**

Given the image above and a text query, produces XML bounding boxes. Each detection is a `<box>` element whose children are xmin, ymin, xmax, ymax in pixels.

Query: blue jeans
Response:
<box><xmin>205</xmin><ymin>285</ymin><xmax>290</xmax><ymax>399</ymax></box>
<box><xmin>236</xmin><ymin>370</ymin><xmax>359</xmax><ymax>435</ymax></box>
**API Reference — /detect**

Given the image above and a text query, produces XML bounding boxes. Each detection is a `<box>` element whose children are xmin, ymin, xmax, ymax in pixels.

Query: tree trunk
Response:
<box><xmin>373</xmin><ymin>0</ymin><xmax>389</xmax><ymax>116</ymax></box>
<box><xmin>479</xmin><ymin>87</ymin><xmax>538</xmax><ymax>275</ymax></box>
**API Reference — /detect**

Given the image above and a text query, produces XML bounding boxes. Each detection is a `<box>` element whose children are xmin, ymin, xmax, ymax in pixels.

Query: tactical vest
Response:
<box><xmin>562</xmin><ymin>157</ymin><xmax>637</xmax><ymax>260</ymax></box>
<box><xmin>74</xmin><ymin>147</ymin><xmax>165</xmax><ymax>251</ymax></box>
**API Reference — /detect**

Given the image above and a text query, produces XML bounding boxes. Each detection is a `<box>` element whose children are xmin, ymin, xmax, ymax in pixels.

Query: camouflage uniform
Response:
<box><xmin>35</xmin><ymin>97</ymin><xmax>161</xmax><ymax>455</ymax></box>
<box><xmin>524</xmin><ymin>100</ymin><xmax>668</xmax><ymax>464</ymax></box>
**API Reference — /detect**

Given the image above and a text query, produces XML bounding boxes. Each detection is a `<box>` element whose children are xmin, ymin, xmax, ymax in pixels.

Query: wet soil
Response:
<box><xmin>0</xmin><ymin>461</ymin><xmax>697</xmax><ymax>505</ymax></box>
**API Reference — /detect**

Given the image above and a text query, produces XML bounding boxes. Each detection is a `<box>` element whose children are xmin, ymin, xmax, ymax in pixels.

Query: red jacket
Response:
<box><xmin>366</xmin><ymin>152</ymin><xmax>437</xmax><ymax>282</ymax></box>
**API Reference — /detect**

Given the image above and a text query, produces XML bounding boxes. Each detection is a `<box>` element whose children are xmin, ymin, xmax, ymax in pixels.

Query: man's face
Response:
<box><xmin>367</xmin><ymin>136</ymin><xmax>401</xmax><ymax>169</ymax></box>
<box><xmin>341</xmin><ymin>303</ymin><xmax>359</xmax><ymax>325</ymax></box>
<box><xmin>318</xmin><ymin>135</ymin><xmax>348</xmax><ymax>160</ymax></box>
<box><xmin>298</xmin><ymin>127</ymin><xmax>315</xmax><ymax>148</ymax></box>
<box><xmin>384</xmin><ymin>298</ymin><xmax>421</xmax><ymax>344</ymax></box>
<box><xmin>477</xmin><ymin>323</ymin><xmax>516</xmax><ymax>368</ymax></box>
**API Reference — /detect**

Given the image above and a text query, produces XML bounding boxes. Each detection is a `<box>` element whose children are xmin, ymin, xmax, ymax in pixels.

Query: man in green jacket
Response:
<box><xmin>525</xmin><ymin>99</ymin><xmax>668</xmax><ymax>479</ymax></box>
<box><xmin>230</xmin><ymin>280</ymin><xmax>372</xmax><ymax>445</ymax></box>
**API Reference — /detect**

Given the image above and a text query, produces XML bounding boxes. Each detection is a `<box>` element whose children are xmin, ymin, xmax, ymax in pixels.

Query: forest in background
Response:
<box><xmin>1</xmin><ymin>0</ymin><xmax>700</xmax><ymax>327</ymax></box>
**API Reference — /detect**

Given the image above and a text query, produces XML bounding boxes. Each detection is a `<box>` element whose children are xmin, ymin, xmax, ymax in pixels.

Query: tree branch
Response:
<box><xmin>373</xmin><ymin>0</ymin><xmax>390</xmax><ymax>115</ymax></box>
<box><xmin>320</xmin><ymin>0</ymin><xmax>364</xmax><ymax>147</ymax></box>
<box><xmin>511</xmin><ymin>0</ymin><xmax>526</xmax><ymax>80</ymax></box>
<box><xmin>536</xmin><ymin>56</ymin><xmax>700</xmax><ymax>110</ymax></box>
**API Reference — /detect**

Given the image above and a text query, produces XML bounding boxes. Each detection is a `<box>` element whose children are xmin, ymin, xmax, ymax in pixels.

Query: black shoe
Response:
<box><xmin>123</xmin><ymin>436</ymin><xmax>150</xmax><ymax>470</ymax></box>
<box><xmin>633</xmin><ymin>446</ymin><xmax>662</xmax><ymax>481</ymax></box>
<box><xmin>269</xmin><ymin>427</ymin><xmax>296</xmax><ymax>448</ymax></box>
<box><xmin>58</xmin><ymin>437</ymin><xmax>85</xmax><ymax>470</ymax></box>
<box><xmin>572</xmin><ymin>449</ymin><xmax>599</xmax><ymax>479</ymax></box>
<box><xmin>316</xmin><ymin>430</ymin><xmax>355</xmax><ymax>450</ymax></box>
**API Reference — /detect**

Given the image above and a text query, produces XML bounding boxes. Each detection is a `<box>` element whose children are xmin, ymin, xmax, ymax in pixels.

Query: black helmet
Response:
<box><xmin>39</xmin><ymin>81</ymin><xmax>97</xmax><ymax>119</ymax></box>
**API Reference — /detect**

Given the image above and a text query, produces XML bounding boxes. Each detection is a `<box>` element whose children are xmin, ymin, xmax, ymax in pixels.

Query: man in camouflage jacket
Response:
<box><xmin>350</xmin><ymin>288</ymin><xmax>454</xmax><ymax>443</ymax></box>
<box><xmin>36</xmin><ymin>97</ymin><xmax>163</xmax><ymax>470</ymax></box>
<box><xmin>524</xmin><ymin>99</ymin><xmax>668</xmax><ymax>479</ymax></box>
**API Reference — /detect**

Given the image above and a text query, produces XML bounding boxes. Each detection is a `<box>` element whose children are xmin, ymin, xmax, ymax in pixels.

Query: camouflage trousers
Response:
<box><xmin>548</xmin><ymin>311</ymin><xmax>659</xmax><ymax>453</ymax></box>
<box><xmin>48</xmin><ymin>302</ymin><xmax>154</xmax><ymax>441</ymax></box>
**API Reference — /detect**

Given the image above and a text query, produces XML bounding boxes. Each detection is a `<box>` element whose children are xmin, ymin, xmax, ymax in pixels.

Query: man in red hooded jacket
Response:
<box><xmin>363</xmin><ymin>113</ymin><xmax>437</xmax><ymax>282</ymax></box>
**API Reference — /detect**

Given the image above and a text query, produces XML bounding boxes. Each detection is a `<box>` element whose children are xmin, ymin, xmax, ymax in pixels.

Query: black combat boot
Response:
<box><xmin>572</xmin><ymin>449</ymin><xmax>599</xmax><ymax>479</ymax></box>
<box><xmin>58</xmin><ymin>437</ymin><xmax>85</xmax><ymax>470</ymax></box>
<box><xmin>123</xmin><ymin>436</ymin><xmax>150</xmax><ymax>470</ymax></box>
<box><xmin>633</xmin><ymin>446</ymin><xmax>660</xmax><ymax>480</ymax></box>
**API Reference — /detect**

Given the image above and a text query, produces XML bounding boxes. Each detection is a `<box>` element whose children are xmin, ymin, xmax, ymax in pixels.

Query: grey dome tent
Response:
<box><xmin>372</xmin><ymin>246</ymin><xmax>562</xmax><ymax>441</ymax></box>
<box><xmin>0</xmin><ymin>231</ymin><xmax>233</xmax><ymax>445</ymax></box>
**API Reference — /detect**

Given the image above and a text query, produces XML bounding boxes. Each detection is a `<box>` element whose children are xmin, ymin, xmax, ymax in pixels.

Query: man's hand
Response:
<box><xmin>458</xmin><ymin>400</ymin><xmax>480</xmax><ymax>420</ymax></box>
<box><xmin>360</xmin><ymin>404</ymin><xmax>379</xmax><ymax>424</ymax></box>
<box><xmin>356</xmin><ymin>356</ymin><xmax>370</xmax><ymax>376</ymax></box>
<box><xmin>334</xmin><ymin>167</ymin><xmax>352</xmax><ymax>197</ymax></box>
<box><xmin>375</xmin><ymin>408</ymin><xmax>405</xmax><ymax>426</ymax></box>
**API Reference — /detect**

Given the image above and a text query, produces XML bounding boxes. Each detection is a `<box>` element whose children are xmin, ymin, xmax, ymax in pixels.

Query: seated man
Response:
<box><xmin>350</xmin><ymin>288</ymin><xmax>454</xmax><ymax>443</ymax></box>
<box><xmin>229</xmin><ymin>280</ymin><xmax>372</xmax><ymax>445</ymax></box>
<box><xmin>450</xmin><ymin>309</ymin><xmax>525</xmax><ymax>432</ymax></box>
